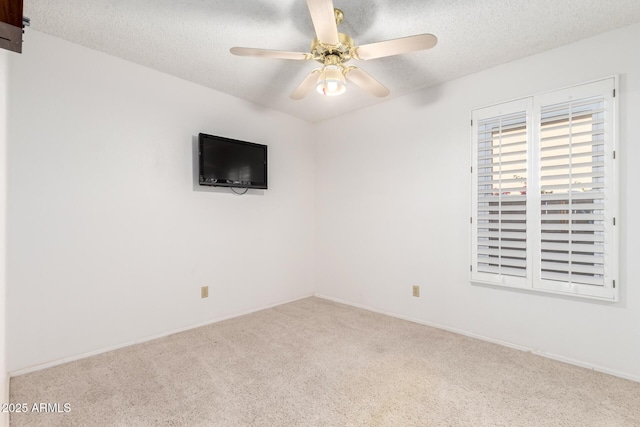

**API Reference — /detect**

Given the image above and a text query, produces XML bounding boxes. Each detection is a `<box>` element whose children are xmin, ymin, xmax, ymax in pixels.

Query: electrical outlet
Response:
<box><xmin>412</xmin><ymin>285</ymin><xmax>420</xmax><ymax>297</ymax></box>
<box><xmin>201</xmin><ymin>286</ymin><xmax>209</xmax><ymax>299</ymax></box>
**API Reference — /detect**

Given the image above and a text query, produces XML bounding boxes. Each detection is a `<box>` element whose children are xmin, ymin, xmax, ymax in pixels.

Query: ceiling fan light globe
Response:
<box><xmin>316</xmin><ymin>65</ymin><xmax>347</xmax><ymax>96</ymax></box>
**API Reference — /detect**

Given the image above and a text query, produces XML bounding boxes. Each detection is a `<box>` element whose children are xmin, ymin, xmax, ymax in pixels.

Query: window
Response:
<box><xmin>471</xmin><ymin>78</ymin><xmax>618</xmax><ymax>300</ymax></box>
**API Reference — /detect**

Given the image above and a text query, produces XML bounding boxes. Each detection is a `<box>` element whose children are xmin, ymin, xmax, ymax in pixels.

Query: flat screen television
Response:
<box><xmin>198</xmin><ymin>133</ymin><xmax>268</xmax><ymax>189</ymax></box>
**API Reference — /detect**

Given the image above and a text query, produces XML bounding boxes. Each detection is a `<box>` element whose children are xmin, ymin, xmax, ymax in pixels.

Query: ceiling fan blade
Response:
<box><xmin>230</xmin><ymin>47</ymin><xmax>311</xmax><ymax>61</ymax></box>
<box><xmin>306</xmin><ymin>0</ymin><xmax>339</xmax><ymax>46</ymax></box>
<box><xmin>354</xmin><ymin>34</ymin><xmax>438</xmax><ymax>60</ymax></box>
<box><xmin>291</xmin><ymin>69</ymin><xmax>322</xmax><ymax>100</ymax></box>
<box><xmin>344</xmin><ymin>67</ymin><xmax>390</xmax><ymax>97</ymax></box>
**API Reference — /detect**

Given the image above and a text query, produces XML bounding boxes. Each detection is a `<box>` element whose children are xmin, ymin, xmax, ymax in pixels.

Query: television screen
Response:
<box><xmin>198</xmin><ymin>133</ymin><xmax>268</xmax><ymax>189</ymax></box>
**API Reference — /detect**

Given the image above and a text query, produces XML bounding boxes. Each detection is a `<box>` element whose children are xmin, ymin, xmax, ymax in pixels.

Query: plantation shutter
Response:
<box><xmin>471</xmin><ymin>99</ymin><xmax>531</xmax><ymax>288</ymax></box>
<box><xmin>533</xmin><ymin>78</ymin><xmax>616</xmax><ymax>299</ymax></box>
<box><xmin>471</xmin><ymin>77</ymin><xmax>617</xmax><ymax>300</ymax></box>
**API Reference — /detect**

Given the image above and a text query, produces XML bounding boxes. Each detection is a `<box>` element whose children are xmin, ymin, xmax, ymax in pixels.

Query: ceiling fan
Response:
<box><xmin>230</xmin><ymin>0</ymin><xmax>437</xmax><ymax>100</ymax></box>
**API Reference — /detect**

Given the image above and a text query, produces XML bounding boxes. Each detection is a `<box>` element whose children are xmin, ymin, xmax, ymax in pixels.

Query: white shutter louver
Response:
<box><xmin>539</xmin><ymin>97</ymin><xmax>606</xmax><ymax>287</ymax></box>
<box><xmin>476</xmin><ymin>111</ymin><xmax>528</xmax><ymax>279</ymax></box>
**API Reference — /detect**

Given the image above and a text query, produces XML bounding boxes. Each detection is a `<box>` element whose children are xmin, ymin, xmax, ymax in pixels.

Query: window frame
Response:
<box><xmin>470</xmin><ymin>77</ymin><xmax>618</xmax><ymax>301</ymax></box>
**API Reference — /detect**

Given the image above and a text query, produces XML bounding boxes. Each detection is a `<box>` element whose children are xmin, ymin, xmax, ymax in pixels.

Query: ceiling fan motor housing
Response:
<box><xmin>308</xmin><ymin>7</ymin><xmax>355</xmax><ymax>67</ymax></box>
<box><xmin>310</xmin><ymin>32</ymin><xmax>355</xmax><ymax>66</ymax></box>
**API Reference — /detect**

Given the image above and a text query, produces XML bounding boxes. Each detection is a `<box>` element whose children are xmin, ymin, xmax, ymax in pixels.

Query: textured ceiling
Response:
<box><xmin>23</xmin><ymin>0</ymin><xmax>640</xmax><ymax>122</ymax></box>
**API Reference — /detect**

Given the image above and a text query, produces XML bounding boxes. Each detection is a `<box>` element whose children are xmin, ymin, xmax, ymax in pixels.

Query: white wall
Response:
<box><xmin>0</xmin><ymin>48</ymin><xmax>9</xmax><ymax>427</ymax></box>
<box><xmin>315</xmin><ymin>23</ymin><xmax>640</xmax><ymax>380</ymax></box>
<box><xmin>7</xmin><ymin>31</ymin><xmax>315</xmax><ymax>372</ymax></box>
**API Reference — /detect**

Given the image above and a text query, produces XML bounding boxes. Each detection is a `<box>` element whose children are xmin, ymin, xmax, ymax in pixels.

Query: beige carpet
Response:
<box><xmin>9</xmin><ymin>297</ymin><xmax>640</xmax><ymax>426</ymax></box>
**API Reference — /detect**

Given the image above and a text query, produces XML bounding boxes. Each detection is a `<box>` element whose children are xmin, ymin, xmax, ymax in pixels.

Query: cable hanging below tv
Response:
<box><xmin>198</xmin><ymin>133</ymin><xmax>268</xmax><ymax>190</ymax></box>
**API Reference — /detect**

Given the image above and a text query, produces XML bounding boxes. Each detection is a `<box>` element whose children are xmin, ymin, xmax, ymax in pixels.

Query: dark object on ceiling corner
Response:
<box><xmin>0</xmin><ymin>0</ymin><xmax>27</xmax><ymax>54</ymax></box>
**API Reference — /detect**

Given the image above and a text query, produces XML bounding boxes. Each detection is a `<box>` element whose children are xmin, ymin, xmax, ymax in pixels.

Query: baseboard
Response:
<box><xmin>10</xmin><ymin>293</ymin><xmax>314</xmax><ymax>378</ymax></box>
<box><xmin>12</xmin><ymin>292</ymin><xmax>639</xmax><ymax>384</ymax></box>
<box><xmin>314</xmin><ymin>293</ymin><xmax>640</xmax><ymax>384</ymax></box>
